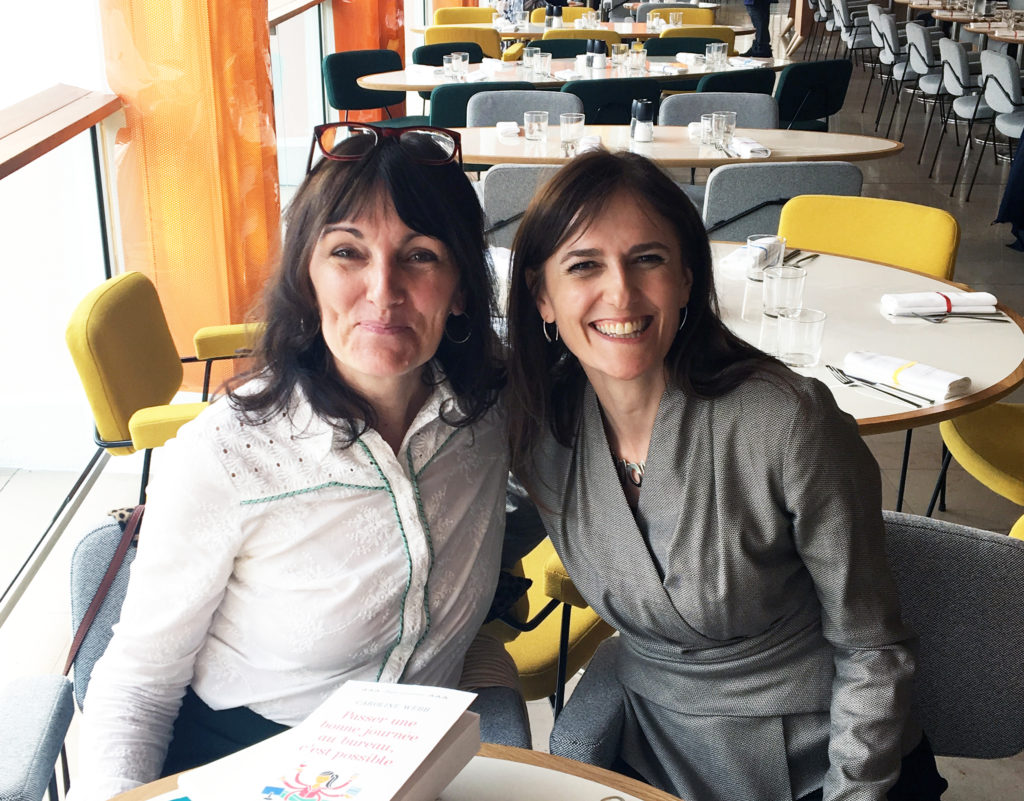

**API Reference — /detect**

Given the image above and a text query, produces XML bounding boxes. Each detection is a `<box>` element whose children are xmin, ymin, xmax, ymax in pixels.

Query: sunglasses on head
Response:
<box><xmin>305</xmin><ymin>123</ymin><xmax>463</xmax><ymax>174</ymax></box>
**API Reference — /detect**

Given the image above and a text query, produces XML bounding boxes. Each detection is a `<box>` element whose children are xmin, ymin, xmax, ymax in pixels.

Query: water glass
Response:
<box><xmin>705</xmin><ymin>42</ymin><xmax>727</xmax><ymax>68</ymax></box>
<box><xmin>516</xmin><ymin>10</ymin><xmax>530</xmax><ymax>27</ymax></box>
<box><xmin>712</xmin><ymin>110</ymin><xmax>737</xmax><ymax>146</ymax></box>
<box><xmin>611</xmin><ymin>43</ymin><xmax>629</xmax><ymax>66</ymax></box>
<box><xmin>522</xmin><ymin>46</ymin><xmax>540</xmax><ymax>72</ymax></box>
<box><xmin>560</xmin><ymin>112</ymin><xmax>586</xmax><ymax>144</ymax></box>
<box><xmin>700</xmin><ymin>112</ymin><xmax>715</xmax><ymax>145</ymax></box>
<box><xmin>669</xmin><ymin>11</ymin><xmax>684</xmax><ymax>26</ymax></box>
<box><xmin>442</xmin><ymin>54</ymin><xmax>455</xmax><ymax>77</ymax></box>
<box><xmin>575</xmin><ymin>54</ymin><xmax>590</xmax><ymax>75</ymax></box>
<box><xmin>777</xmin><ymin>308</ymin><xmax>827</xmax><ymax>367</ymax></box>
<box><xmin>524</xmin><ymin>110</ymin><xmax>549</xmax><ymax>141</ymax></box>
<box><xmin>746</xmin><ymin>234</ymin><xmax>786</xmax><ymax>281</ymax></box>
<box><xmin>452</xmin><ymin>51</ymin><xmax>470</xmax><ymax>78</ymax></box>
<box><xmin>627</xmin><ymin>48</ymin><xmax>647</xmax><ymax>72</ymax></box>
<box><xmin>535</xmin><ymin>51</ymin><xmax>553</xmax><ymax>77</ymax></box>
<box><xmin>762</xmin><ymin>265</ymin><xmax>806</xmax><ymax>318</ymax></box>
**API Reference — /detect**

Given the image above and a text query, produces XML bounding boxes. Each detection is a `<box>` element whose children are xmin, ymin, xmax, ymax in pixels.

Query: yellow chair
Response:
<box><xmin>648</xmin><ymin>7</ymin><xmax>716</xmax><ymax>25</ymax></box>
<box><xmin>488</xmin><ymin>539</ymin><xmax>615</xmax><ymax>715</ymax></box>
<box><xmin>777</xmin><ymin>195</ymin><xmax>959</xmax><ymax>279</ymax></box>
<box><xmin>661</xmin><ymin>24</ymin><xmax>737</xmax><ymax>55</ymax></box>
<box><xmin>434</xmin><ymin>6</ymin><xmax>497</xmax><ymax>25</ymax></box>
<box><xmin>66</xmin><ymin>272</ymin><xmax>257</xmax><ymax>502</ymax></box>
<box><xmin>541</xmin><ymin>28</ymin><xmax>623</xmax><ymax>48</ymax></box>
<box><xmin>425</xmin><ymin>25</ymin><xmax>503</xmax><ymax>59</ymax></box>
<box><xmin>926</xmin><ymin>403</ymin><xmax>1024</xmax><ymax>517</ymax></box>
<box><xmin>1010</xmin><ymin>513</ymin><xmax>1024</xmax><ymax>540</ymax></box>
<box><xmin>530</xmin><ymin>7</ymin><xmax>592</xmax><ymax>23</ymax></box>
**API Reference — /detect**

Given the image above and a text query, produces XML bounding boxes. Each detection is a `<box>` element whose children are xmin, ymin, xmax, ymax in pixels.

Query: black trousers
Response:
<box><xmin>797</xmin><ymin>735</ymin><xmax>948</xmax><ymax>801</ymax></box>
<box><xmin>745</xmin><ymin>0</ymin><xmax>773</xmax><ymax>56</ymax></box>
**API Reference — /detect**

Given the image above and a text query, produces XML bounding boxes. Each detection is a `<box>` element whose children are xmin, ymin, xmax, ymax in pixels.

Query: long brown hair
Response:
<box><xmin>506</xmin><ymin>150</ymin><xmax>775</xmax><ymax>479</ymax></box>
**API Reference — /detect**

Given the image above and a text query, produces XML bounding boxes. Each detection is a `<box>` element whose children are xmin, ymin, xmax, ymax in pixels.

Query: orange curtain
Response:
<box><xmin>98</xmin><ymin>0</ymin><xmax>279</xmax><ymax>388</ymax></box>
<box><xmin>331</xmin><ymin>0</ymin><xmax>407</xmax><ymax>121</ymax></box>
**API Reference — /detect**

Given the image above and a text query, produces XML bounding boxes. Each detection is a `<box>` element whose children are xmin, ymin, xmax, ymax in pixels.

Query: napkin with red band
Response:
<box><xmin>880</xmin><ymin>290</ymin><xmax>998</xmax><ymax>316</ymax></box>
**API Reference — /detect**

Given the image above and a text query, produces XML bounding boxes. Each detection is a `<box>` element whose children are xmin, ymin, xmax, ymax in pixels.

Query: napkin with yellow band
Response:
<box><xmin>880</xmin><ymin>290</ymin><xmax>998</xmax><ymax>316</ymax></box>
<box><xmin>843</xmin><ymin>351</ymin><xmax>971</xmax><ymax>400</ymax></box>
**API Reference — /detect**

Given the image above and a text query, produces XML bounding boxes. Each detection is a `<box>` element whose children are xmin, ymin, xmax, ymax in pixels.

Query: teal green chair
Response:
<box><xmin>697</xmin><ymin>67</ymin><xmax>776</xmax><ymax>94</ymax></box>
<box><xmin>527</xmin><ymin>38</ymin><xmax>590</xmax><ymax>58</ymax></box>
<box><xmin>774</xmin><ymin>59</ymin><xmax>853</xmax><ymax>131</ymax></box>
<box><xmin>411</xmin><ymin>42</ymin><xmax>485</xmax><ymax>108</ymax></box>
<box><xmin>429</xmin><ymin>81</ymin><xmax>534</xmax><ymax>128</ymax></box>
<box><xmin>323</xmin><ymin>50</ymin><xmax>429</xmax><ymax>126</ymax></box>
<box><xmin>643</xmin><ymin>36</ymin><xmax>718</xmax><ymax>56</ymax></box>
<box><xmin>561</xmin><ymin>77</ymin><xmax>662</xmax><ymax>124</ymax></box>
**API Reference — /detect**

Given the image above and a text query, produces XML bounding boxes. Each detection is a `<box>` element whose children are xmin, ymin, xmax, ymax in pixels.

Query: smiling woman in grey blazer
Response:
<box><xmin>504</xmin><ymin>150</ymin><xmax>947</xmax><ymax>801</ymax></box>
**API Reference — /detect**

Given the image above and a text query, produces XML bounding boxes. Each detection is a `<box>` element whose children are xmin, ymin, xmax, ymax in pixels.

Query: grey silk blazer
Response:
<box><xmin>529</xmin><ymin>371</ymin><xmax>917</xmax><ymax>801</ymax></box>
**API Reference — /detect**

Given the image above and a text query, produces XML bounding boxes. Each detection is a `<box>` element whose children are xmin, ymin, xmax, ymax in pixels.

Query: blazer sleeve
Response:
<box><xmin>73</xmin><ymin>416</ymin><xmax>245</xmax><ymax>801</ymax></box>
<box><xmin>781</xmin><ymin>380</ymin><xmax>915</xmax><ymax>801</ymax></box>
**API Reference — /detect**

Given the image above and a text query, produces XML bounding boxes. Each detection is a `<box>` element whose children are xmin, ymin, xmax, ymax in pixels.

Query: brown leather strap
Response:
<box><xmin>63</xmin><ymin>505</ymin><xmax>144</xmax><ymax>677</ymax></box>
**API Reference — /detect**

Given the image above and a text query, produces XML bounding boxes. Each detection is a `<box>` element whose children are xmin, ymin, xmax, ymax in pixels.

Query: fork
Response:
<box><xmin>825</xmin><ymin>365</ymin><xmax>923</xmax><ymax>408</ymax></box>
<box><xmin>911</xmin><ymin>312</ymin><xmax>1010</xmax><ymax>324</ymax></box>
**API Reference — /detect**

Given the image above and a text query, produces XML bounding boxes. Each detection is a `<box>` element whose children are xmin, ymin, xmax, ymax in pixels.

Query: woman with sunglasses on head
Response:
<box><xmin>74</xmin><ymin>126</ymin><xmax>519</xmax><ymax>801</ymax></box>
<box><xmin>505</xmin><ymin>150</ymin><xmax>947</xmax><ymax>801</ymax></box>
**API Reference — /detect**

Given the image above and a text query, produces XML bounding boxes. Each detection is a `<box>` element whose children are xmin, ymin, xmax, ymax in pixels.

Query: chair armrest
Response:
<box><xmin>192</xmin><ymin>322</ymin><xmax>263</xmax><ymax>360</ymax></box>
<box><xmin>0</xmin><ymin>676</ymin><xmax>74</xmax><ymax>801</ymax></box>
<box><xmin>543</xmin><ymin>550</ymin><xmax>591</xmax><ymax>608</ymax></box>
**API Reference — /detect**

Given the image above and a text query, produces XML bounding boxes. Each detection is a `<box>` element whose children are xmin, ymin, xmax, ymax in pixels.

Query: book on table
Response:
<box><xmin>176</xmin><ymin>681</ymin><xmax>479</xmax><ymax>801</ymax></box>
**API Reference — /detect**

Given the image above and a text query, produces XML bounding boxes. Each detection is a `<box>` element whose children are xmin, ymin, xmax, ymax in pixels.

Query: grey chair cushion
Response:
<box><xmin>469</xmin><ymin>686</ymin><xmax>532</xmax><ymax>749</ymax></box>
<box><xmin>702</xmin><ymin>160</ymin><xmax>862</xmax><ymax>241</ymax></box>
<box><xmin>0</xmin><ymin>675</ymin><xmax>73</xmax><ymax>801</ymax></box>
<box><xmin>883</xmin><ymin>511</ymin><xmax>1024</xmax><ymax>759</ymax></box>
<box><xmin>659</xmin><ymin>92</ymin><xmax>780</xmax><ymax>129</ymax></box>
<box><xmin>69</xmin><ymin>517</ymin><xmax>137</xmax><ymax>709</ymax></box>
<box><xmin>467</xmin><ymin>90</ymin><xmax>584</xmax><ymax>127</ymax></box>
<box><xmin>481</xmin><ymin>164</ymin><xmax>559</xmax><ymax>250</ymax></box>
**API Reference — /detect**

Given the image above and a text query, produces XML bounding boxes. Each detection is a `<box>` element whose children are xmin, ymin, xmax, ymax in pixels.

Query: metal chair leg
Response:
<box><xmin>896</xmin><ymin>428</ymin><xmax>913</xmax><ymax>512</ymax></box>
<box><xmin>553</xmin><ymin>603</ymin><xmax>573</xmax><ymax>718</ymax></box>
<box><xmin>926</xmin><ymin>448</ymin><xmax>953</xmax><ymax>517</ymax></box>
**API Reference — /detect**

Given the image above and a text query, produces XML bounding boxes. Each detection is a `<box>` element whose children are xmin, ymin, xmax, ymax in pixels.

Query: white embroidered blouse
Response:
<box><xmin>74</xmin><ymin>378</ymin><xmax>509</xmax><ymax>801</ymax></box>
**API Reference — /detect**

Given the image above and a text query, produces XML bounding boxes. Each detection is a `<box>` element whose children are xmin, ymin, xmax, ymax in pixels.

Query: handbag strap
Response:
<box><xmin>63</xmin><ymin>505</ymin><xmax>144</xmax><ymax>677</ymax></box>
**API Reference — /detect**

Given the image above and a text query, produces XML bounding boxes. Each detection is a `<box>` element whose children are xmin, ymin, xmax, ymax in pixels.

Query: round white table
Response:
<box><xmin>711</xmin><ymin>242</ymin><xmax>1024</xmax><ymax>435</ymax></box>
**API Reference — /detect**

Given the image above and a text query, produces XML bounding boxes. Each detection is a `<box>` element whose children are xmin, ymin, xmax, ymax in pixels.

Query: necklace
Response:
<box><xmin>616</xmin><ymin>457</ymin><xmax>646</xmax><ymax>488</ymax></box>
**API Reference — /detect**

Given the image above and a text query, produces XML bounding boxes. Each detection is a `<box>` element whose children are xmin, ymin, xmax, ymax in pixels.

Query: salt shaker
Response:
<box><xmin>631</xmin><ymin>99</ymin><xmax>654</xmax><ymax>142</ymax></box>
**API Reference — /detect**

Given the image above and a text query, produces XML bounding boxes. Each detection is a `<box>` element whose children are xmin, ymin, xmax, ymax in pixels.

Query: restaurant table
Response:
<box><xmin>111</xmin><ymin>744</ymin><xmax>683</xmax><ymax>801</ymax></box>
<box><xmin>452</xmin><ymin>125</ymin><xmax>902</xmax><ymax>167</ymax></box>
<box><xmin>358</xmin><ymin>55</ymin><xmax>789</xmax><ymax>92</ymax></box>
<box><xmin>411</xmin><ymin>21</ymin><xmax>755</xmax><ymax>39</ymax></box>
<box><xmin>710</xmin><ymin>242</ymin><xmax>1024</xmax><ymax>434</ymax></box>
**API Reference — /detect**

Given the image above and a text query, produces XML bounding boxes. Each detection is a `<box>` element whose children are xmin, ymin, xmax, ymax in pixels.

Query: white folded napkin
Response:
<box><xmin>578</xmin><ymin>134</ymin><xmax>602</xmax><ymax>152</ymax></box>
<box><xmin>687</xmin><ymin>121</ymin><xmax>702</xmax><ymax>140</ymax></box>
<box><xmin>717</xmin><ymin>246</ymin><xmax>754</xmax><ymax>280</ymax></box>
<box><xmin>465</xmin><ymin>70</ymin><xmax>490</xmax><ymax>82</ymax></box>
<box><xmin>880</xmin><ymin>290</ymin><xmax>998</xmax><ymax>316</ymax></box>
<box><xmin>676</xmin><ymin>52</ymin><xmax>702</xmax><ymax>65</ymax></box>
<box><xmin>554</xmin><ymin>69</ymin><xmax>582</xmax><ymax>80</ymax></box>
<box><xmin>731</xmin><ymin>137</ymin><xmax>771</xmax><ymax>157</ymax></box>
<box><xmin>648</xmin><ymin>63</ymin><xmax>683</xmax><ymax>75</ymax></box>
<box><xmin>843</xmin><ymin>351</ymin><xmax>971</xmax><ymax>400</ymax></box>
<box><xmin>496</xmin><ymin>121</ymin><xmax>519</xmax><ymax>136</ymax></box>
<box><xmin>481</xmin><ymin>57</ymin><xmax>505</xmax><ymax>73</ymax></box>
<box><xmin>729</xmin><ymin>56</ymin><xmax>769</xmax><ymax>66</ymax></box>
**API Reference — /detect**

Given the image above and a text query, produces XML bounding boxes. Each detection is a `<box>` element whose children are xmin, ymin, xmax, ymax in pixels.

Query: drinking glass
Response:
<box><xmin>627</xmin><ymin>48</ymin><xmax>647</xmax><ymax>72</ymax></box>
<box><xmin>452</xmin><ymin>51</ymin><xmax>470</xmax><ymax>78</ymax></box>
<box><xmin>442</xmin><ymin>54</ymin><xmax>455</xmax><ymax>78</ymax></box>
<box><xmin>536</xmin><ymin>51</ymin><xmax>553</xmax><ymax>77</ymax></box>
<box><xmin>560</xmin><ymin>112</ymin><xmax>586</xmax><ymax>144</ymax></box>
<box><xmin>524</xmin><ymin>110</ymin><xmax>549</xmax><ymax>141</ymax></box>
<box><xmin>611</xmin><ymin>42</ymin><xmax>629</xmax><ymax>66</ymax></box>
<box><xmin>746</xmin><ymin>234</ymin><xmax>786</xmax><ymax>281</ymax></box>
<box><xmin>712</xmin><ymin>110</ymin><xmax>737</xmax><ymax>146</ymax></box>
<box><xmin>777</xmin><ymin>308</ymin><xmax>827</xmax><ymax>367</ymax></box>
<box><xmin>762</xmin><ymin>265</ymin><xmax>806</xmax><ymax>318</ymax></box>
<box><xmin>669</xmin><ymin>11</ymin><xmax>683</xmax><ymax>26</ymax></box>
<box><xmin>516</xmin><ymin>10</ymin><xmax>530</xmax><ymax>27</ymax></box>
<box><xmin>700</xmin><ymin>112</ymin><xmax>715</xmax><ymax>145</ymax></box>
<box><xmin>522</xmin><ymin>46</ymin><xmax>540</xmax><ymax>73</ymax></box>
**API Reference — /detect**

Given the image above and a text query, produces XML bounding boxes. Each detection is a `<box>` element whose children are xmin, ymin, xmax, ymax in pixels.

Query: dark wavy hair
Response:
<box><xmin>230</xmin><ymin>130</ymin><xmax>505</xmax><ymax>441</ymax></box>
<box><xmin>506</xmin><ymin>149</ymin><xmax>777</xmax><ymax>479</ymax></box>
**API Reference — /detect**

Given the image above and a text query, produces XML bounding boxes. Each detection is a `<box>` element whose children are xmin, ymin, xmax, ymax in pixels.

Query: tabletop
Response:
<box><xmin>412</xmin><ymin>21</ymin><xmax>754</xmax><ymax>39</ymax></box>
<box><xmin>963</xmin><ymin>21</ymin><xmax>1024</xmax><ymax>42</ymax></box>
<box><xmin>111</xmin><ymin>744</ymin><xmax>683</xmax><ymax>801</ymax></box>
<box><xmin>358</xmin><ymin>55</ymin><xmax>789</xmax><ymax>92</ymax></box>
<box><xmin>710</xmin><ymin>243</ymin><xmax>1024</xmax><ymax>434</ymax></box>
<box><xmin>453</xmin><ymin>125</ymin><xmax>903</xmax><ymax>167</ymax></box>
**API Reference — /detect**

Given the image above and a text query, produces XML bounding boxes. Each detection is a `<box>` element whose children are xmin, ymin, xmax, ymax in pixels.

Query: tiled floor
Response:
<box><xmin>3</xmin><ymin>5</ymin><xmax>1023</xmax><ymax>797</ymax></box>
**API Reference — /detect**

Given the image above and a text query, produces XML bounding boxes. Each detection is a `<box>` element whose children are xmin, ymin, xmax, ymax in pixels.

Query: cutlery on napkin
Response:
<box><xmin>880</xmin><ymin>290</ymin><xmax>998</xmax><ymax>316</ymax></box>
<box><xmin>730</xmin><ymin>137</ymin><xmax>771</xmax><ymax>158</ymax></box>
<box><xmin>842</xmin><ymin>351</ymin><xmax>971</xmax><ymax>401</ymax></box>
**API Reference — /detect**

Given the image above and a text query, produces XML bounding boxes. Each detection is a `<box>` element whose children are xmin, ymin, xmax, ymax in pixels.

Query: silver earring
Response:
<box><xmin>678</xmin><ymin>306</ymin><xmax>688</xmax><ymax>331</ymax></box>
<box><xmin>542</xmin><ymin>320</ymin><xmax>559</xmax><ymax>343</ymax></box>
<box><xmin>445</xmin><ymin>313</ymin><xmax>471</xmax><ymax>344</ymax></box>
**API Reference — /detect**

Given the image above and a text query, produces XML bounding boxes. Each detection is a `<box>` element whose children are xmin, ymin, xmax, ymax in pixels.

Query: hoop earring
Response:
<box><xmin>542</xmin><ymin>320</ymin><xmax>559</xmax><ymax>343</ymax></box>
<box><xmin>678</xmin><ymin>306</ymin><xmax>688</xmax><ymax>331</ymax></box>
<box><xmin>445</xmin><ymin>313</ymin><xmax>471</xmax><ymax>344</ymax></box>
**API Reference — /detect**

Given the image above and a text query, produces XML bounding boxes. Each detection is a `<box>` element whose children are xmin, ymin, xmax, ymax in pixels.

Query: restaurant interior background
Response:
<box><xmin>2</xmin><ymin>0</ymin><xmax>1023</xmax><ymax>797</ymax></box>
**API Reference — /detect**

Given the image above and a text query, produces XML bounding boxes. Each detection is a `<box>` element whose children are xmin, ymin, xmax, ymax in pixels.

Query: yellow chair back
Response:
<box><xmin>531</xmin><ymin>7</ymin><xmax>592</xmax><ymax>23</ymax></box>
<box><xmin>66</xmin><ymin>272</ymin><xmax>191</xmax><ymax>455</ymax></box>
<box><xmin>434</xmin><ymin>6</ymin><xmax>497</xmax><ymax>24</ymax></box>
<box><xmin>541</xmin><ymin>28</ymin><xmax>622</xmax><ymax>46</ymax></box>
<box><xmin>777</xmin><ymin>195</ymin><xmax>959</xmax><ymax>279</ymax></box>
<box><xmin>649</xmin><ymin>7</ymin><xmax>716</xmax><ymax>25</ymax></box>
<box><xmin>425</xmin><ymin>25</ymin><xmax>502</xmax><ymax>58</ymax></box>
<box><xmin>1010</xmin><ymin>513</ymin><xmax>1024</xmax><ymax>540</ymax></box>
<box><xmin>660</xmin><ymin>24</ymin><xmax>736</xmax><ymax>54</ymax></box>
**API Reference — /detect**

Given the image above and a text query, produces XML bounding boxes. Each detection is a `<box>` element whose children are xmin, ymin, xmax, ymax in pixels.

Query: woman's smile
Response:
<box><xmin>592</xmin><ymin>317</ymin><xmax>653</xmax><ymax>338</ymax></box>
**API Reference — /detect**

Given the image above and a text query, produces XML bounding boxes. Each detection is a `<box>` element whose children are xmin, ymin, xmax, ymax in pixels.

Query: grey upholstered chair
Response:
<box><xmin>633</xmin><ymin>2</ymin><xmax>698</xmax><ymax>22</ymax></box>
<box><xmin>467</xmin><ymin>90</ymin><xmax>584</xmax><ymax>127</ymax></box>
<box><xmin>0</xmin><ymin>675</ymin><xmax>74</xmax><ymax>801</ymax></box>
<box><xmin>659</xmin><ymin>92</ymin><xmax>780</xmax><ymax>129</ymax></box>
<box><xmin>701</xmin><ymin>160</ymin><xmax>862</xmax><ymax>241</ymax></box>
<box><xmin>550</xmin><ymin>512</ymin><xmax>1024</xmax><ymax>767</ymax></box>
<box><xmin>481</xmin><ymin>164</ymin><xmax>559</xmax><ymax>250</ymax></box>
